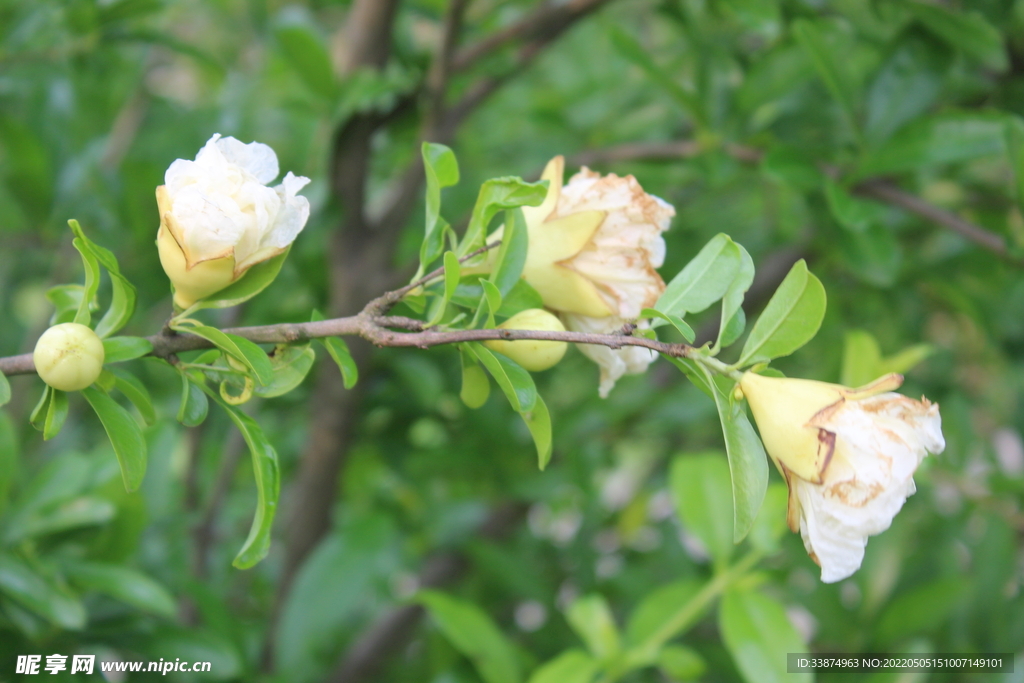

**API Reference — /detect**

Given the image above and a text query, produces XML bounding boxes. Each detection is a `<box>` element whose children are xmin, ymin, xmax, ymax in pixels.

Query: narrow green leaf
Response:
<box><xmin>840</xmin><ymin>329</ymin><xmax>883</xmax><ymax>387</ymax></box>
<box><xmin>418</xmin><ymin>590</ymin><xmax>522</xmax><ymax>683</ymax></box>
<box><xmin>29</xmin><ymin>386</ymin><xmax>53</xmax><ymax>432</ymax></box>
<box><xmin>658</xmin><ymin>645</ymin><xmax>706</xmax><ymax>681</ymax></box>
<box><xmin>460</xmin><ymin>177</ymin><xmax>548</xmax><ymax>258</ymax></box>
<box><xmin>671</xmin><ymin>452</ymin><xmax>735</xmax><ymax>564</ymax></box>
<box><xmin>102</xmin><ymin>336</ymin><xmax>153</xmax><ymax>364</ymax></box>
<box><xmin>496</xmin><ymin>279</ymin><xmax>543</xmax><ymax>319</ymax></box>
<box><xmin>657</xmin><ymin>234</ymin><xmax>741</xmax><ymax>317</ymax></box>
<box><xmin>81</xmin><ymin>386</ymin><xmax>147</xmax><ymax>492</ymax></box>
<box><xmin>466</xmin><ymin>343</ymin><xmax>537</xmax><ymax>413</ymax></box>
<box><xmin>824</xmin><ymin>179</ymin><xmax>881</xmax><ymax>233</ymax></box>
<box><xmin>905</xmin><ymin>0</ymin><xmax>1007</xmax><ymax>71</ymax></box>
<box><xmin>0</xmin><ymin>412</ymin><xmax>16</xmax><ymax>516</ymax></box>
<box><xmin>746</xmin><ymin>483</ymin><xmax>789</xmax><ymax>555</ymax></box>
<box><xmin>0</xmin><ymin>371</ymin><xmax>10</xmax><ymax>408</ymax></box>
<box><xmin>715</xmin><ymin>244</ymin><xmax>754</xmax><ymax>352</ymax></box>
<box><xmin>639</xmin><ymin>308</ymin><xmax>695</xmax><ymax>343</ymax></box>
<box><xmin>94</xmin><ymin>269</ymin><xmax>136</xmax><ymax>339</ymax></box>
<box><xmin>427</xmin><ymin>251</ymin><xmax>461</xmax><ymax>326</ymax></box>
<box><xmin>792</xmin><ymin>19</ymin><xmax>860</xmax><ymax>138</ymax></box>
<box><xmin>178</xmin><ymin>324</ymin><xmax>274</xmax><ymax>386</ymax></box>
<box><xmin>4</xmin><ymin>496</ymin><xmax>115</xmax><ymax>544</ymax></box>
<box><xmin>418</xmin><ymin>143</ymin><xmax>460</xmax><ymax>275</ymax></box>
<box><xmin>527</xmin><ymin>650</ymin><xmax>598</xmax><ymax>683</ymax></box>
<box><xmin>72</xmin><ymin>237</ymin><xmax>101</xmax><ymax>326</ymax></box>
<box><xmin>312</xmin><ymin>311</ymin><xmax>358</xmax><ymax>389</ymax></box>
<box><xmin>43</xmin><ymin>389</ymin><xmax>68</xmax><ymax>441</ymax></box>
<box><xmin>0</xmin><ymin>554</ymin><xmax>86</xmax><ymax>629</ymax></box>
<box><xmin>177</xmin><ymin>371</ymin><xmax>209</xmax><ymax>427</ymax></box>
<box><xmin>719</xmin><ymin>588</ymin><xmax>811</xmax><ymax>683</ymax></box>
<box><xmin>738</xmin><ymin>260</ymin><xmax>826</xmax><ymax>366</ymax></box>
<box><xmin>200</xmin><ymin>388</ymin><xmax>280</xmax><ymax>569</ymax></box>
<box><xmin>255</xmin><ymin>344</ymin><xmax>316</xmax><ymax>398</ymax></box>
<box><xmin>709</xmin><ymin>371</ymin><xmax>768</xmax><ymax>543</ymax></box>
<box><xmin>664</xmin><ymin>356</ymin><xmax>713</xmax><ymax>399</ymax></box>
<box><xmin>865</xmin><ymin>35</ymin><xmax>949</xmax><ymax>145</ymax></box>
<box><xmin>566</xmin><ymin>594</ymin><xmax>620</xmax><ymax>660</ymax></box>
<box><xmin>198</xmin><ymin>248</ymin><xmax>290</xmax><ymax>310</ymax></box>
<box><xmin>489</xmin><ymin>208</ymin><xmax>529</xmax><ymax>297</ymax></box>
<box><xmin>108</xmin><ymin>367</ymin><xmax>156</xmax><ymax>426</ymax></box>
<box><xmin>522</xmin><ymin>394</ymin><xmax>552</xmax><ymax>470</ymax></box>
<box><xmin>459</xmin><ymin>348</ymin><xmax>491</xmax><ymax>409</ymax></box>
<box><xmin>46</xmin><ymin>285</ymin><xmax>86</xmax><ymax>325</ymax></box>
<box><xmin>64</xmin><ymin>561</ymin><xmax>176</xmax><ymax>618</ymax></box>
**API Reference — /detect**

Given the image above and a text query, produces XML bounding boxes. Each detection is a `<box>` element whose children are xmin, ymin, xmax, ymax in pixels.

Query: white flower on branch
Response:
<box><xmin>156</xmin><ymin>134</ymin><xmax>311</xmax><ymax>308</ymax></box>
<box><xmin>517</xmin><ymin>156</ymin><xmax>675</xmax><ymax>395</ymax></box>
<box><xmin>739</xmin><ymin>372</ymin><xmax>945</xmax><ymax>583</ymax></box>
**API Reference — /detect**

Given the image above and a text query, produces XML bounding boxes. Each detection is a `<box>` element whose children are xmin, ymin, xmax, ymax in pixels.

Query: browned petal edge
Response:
<box><xmin>781</xmin><ymin>464</ymin><xmax>802</xmax><ymax>533</ymax></box>
<box><xmin>165</xmin><ymin>211</ymin><xmax>235</xmax><ymax>271</ymax></box>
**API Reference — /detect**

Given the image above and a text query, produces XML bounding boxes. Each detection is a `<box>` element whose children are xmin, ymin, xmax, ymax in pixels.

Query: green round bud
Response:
<box><xmin>484</xmin><ymin>309</ymin><xmax>568</xmax><ymax>372</ymax></box>
<box><xmin>33</xmin><ymin>322</ymin><xmax>105</xmax><ymax>391</ymax></box>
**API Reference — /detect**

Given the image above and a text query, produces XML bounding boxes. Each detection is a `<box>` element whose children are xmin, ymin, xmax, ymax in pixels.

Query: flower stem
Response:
<box><xmin>693</xmin><ymin>354</ymin><xmax>744</xmax><ymax>382</ymax></box>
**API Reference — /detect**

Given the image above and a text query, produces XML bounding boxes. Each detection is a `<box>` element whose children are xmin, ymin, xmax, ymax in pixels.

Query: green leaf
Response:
<box><xmin>857</xmin><ymin>112</ymin><xmax>1006</xmax><ymax>177</ymax></box>
<box><xmin>46</xmin><ymin>285</ymin><xmax>87</xmax><ymax>325</ymax></box>
<box><xmin>566</xmin><ymin>594</ymin><xmax>620</xmax><ymax>660</ymax></box>
<box><xmin>0</xmin><ymin>372</ymin><xmax>9</xmax><ymax>408</ymax></box>
<box><xmin>489</xmin><ymin>208</ymin><xmax>529</xmax><ymax>297</ymax></box>
<box><xmin>460</xmin><ymin>348</ymin><xmax>491</xmax><ymax>409</ymax></box>
<box><xmin>738</xmin><ymin>260</ymin><xmax>826</xmax><ymax>366</ymax></box>
<box><xmin>427</xmin><ymin>251</ymin><xmax>461</xmax><ymax>326</ymax></box>
<box><xmin>825</xmin><ymin>179</ymin><xmax>882</xmax><ymax>233</ymax></box>
<box><xmin>108</xmin><ymin>367</ymin><xmax>156</xmax><ymax>426</ymax></box>
<box><xmin>178</xmin><ymin>324</ymin><xmax>274</xmax><ymax>386</ymax></box>
<box><xmin>609</xmin><ymin>26</ymin><xmax>703</xmax><ymax>124</ymax></box>
<box><xmin>102</xmin><ymin>336</ymin><xmax>153</xmax><ymax>364</ymax></box>
<box><xmin>255</xmin><ymin>344</ymin><xmax>316</xmax><ymax>398</ymax></box>
<box><xmin>736</xmin><ymin>43</ymin><xmax>814</xmax><ymax>115</ymax></box>
<box><xmin>664</xmin><ymin>356</ymin><xmax>713</xmax><ymax>399</ymax></box>
<box><xmin>460</xmin><ymin>177</ymin><xmax>549</xmax><ymax>258</ymax></box>
<box><xmin>522</xmin><ymin>394</ymin><xmax>552</xmax><ymax>470</ymax></box>
<box><xmin>0</xmin><ymin>553</ymin><xmax>85</xmax><ymax>629</ymax></box>
<box><xmin>839</xmin><ymin>222</ymin><xmax>902</xmax><ymax>287</ymax></box>
<box><xmin>761</xmin><ymin>147</ymin><xmax>821</xmax><ymax>192</ymax></box>
<box><xmin>715</xmin><ymin>244</ymin><xmax>754</xmax><ymax>352</ymax></box>
<box><xmin>202</xmin><ymin>389</ymin><xmax>280</xmax><ymax>569</ymax></box>
<box><xmin>496</xmin><ymin>279</ymin><xmax>544</xmax><ymax>319</ymax></box>
<box><xmin>72</xmin><ymin>237</ymin><xmax>101</xmax><ymax>327</ymax></box>
<box><xmin>43</xmin><ymin>389</ymin><xmax>68</xmax><ymax>441</ymax></box>
<box><xmin>68</xmin><ymin>219</ymin><xmax>136</xmax><ymax>337</ymax></box>
<box><xmin>719</xmin><ymin>588</ymin><xmax>811</xmax><ymax>683</ymax></box>
<box><xmin>312</xmin><ymin>311</ymin><xmax>358</xmax><ymax>389</ymax></box>
<box><xmin>527</xmin><ymin>650</ymin><xmax>598</xmax><ymax>683</ymax></box>
<box><xmin>671</xmin><ymin>452</ymin><xmax>735</xmax><ymax>565</ymax></box>
<box><xmin>905</xmin><ymin>0</ymin><xmax>1007</xmax><ymax>71</ymax></box>
<box><xmin>746</xmin><ymin>483</ymin><xmax>789</xmax><ymax>555</ymax></box>
<box><xmin>0</xmin><ymin>412</ymin><xmax>16</xmax><ymax>516</ymax></box>
<box><xmin>177</xmin><ymin>371</ymin><xmax>209</xmax><ymax>427</ymax></box>
<box><xmin>4</xmin><ymin>496</ymin><xmax>115</xmax><ymax>544</ymax></box>
<box><xmin>875</xmin><ymin>576</ymin><xmax>970</xmax><ymax>643</ymax></box>
<box><xmin>709</xmin><ymin>372</ymin><xmax>769</xmax><ymax>543</ymax></box>
<box><xmin>657</xmin><ymin>645</ymin><xmax>706</xmax><ymax>681</ymax></box>
<box><xmin>466</xmin><ymin>343</ymin><xmax>537</xmax><ymax>413</ymax></box>
<box><xmin>865</xmin><ymin>35</ymin><xmax>949</xmax><ymax>145</ymax></box>
<box><xmin>639</xmin><ymin>308</ymin><xmax>696</xmax><ymax>343</ymax></box>
<box><xmin>29</xmin><ymin>386</ymin><xmax>53</xmax><ymax>433</ymax></box>
<box><xmin>64</xmin><ymin>561</ymin><xmax>176</xmax><ymax>618</ymax></box>
<box><xmin>81</xmin><ymin>386</ymin><xmax>147</xmax><ymax>492</ymax></box>
<box><xmin>418</xmin><ymin>142</ymin><xmax>460</xmax><ymax>274</ymax></box>
<box><xmin>198</xmin><ymin>248</ymin><xmax>291</xmax><ymax>310</ymax></box>
<box><xmin>418</xmin><ymin>590</ymin><xmax>522</xmax><ymax>683</ymax></box>
<box><xmin>274</xmin><ymin>25</ymin><xmax>337</xmax><ymax>100</ymax></box>
<box><xmin>792</xmin><ymin>19</ymin><xmax>860</xmax><ymax>138</ymax></box>
<box><xmin>625</xmin><ymin>579</ymin><xmax>704</xmax><ymax>655</ymax></box>
<box><xmin>657</xmin><ymin>234</ymin><xmax>741</xmax><ymax>317</ymax></box>
<box><xmin>841</xmin><ymin>329</ymin><xmax>931</xmax><ymax>387</ymax></box>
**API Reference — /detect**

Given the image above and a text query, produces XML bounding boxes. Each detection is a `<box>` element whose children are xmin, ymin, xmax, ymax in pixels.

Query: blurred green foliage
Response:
<box><xmin>1</xmin><ymin>0</ymin><xmax>1024</xmax><ymax>682</ymax></box>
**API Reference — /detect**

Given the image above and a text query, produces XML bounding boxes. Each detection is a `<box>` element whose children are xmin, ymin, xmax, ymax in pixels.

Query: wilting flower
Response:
<box><xmin>739</xmin><ymin>371</ymin><xmax>944</xmax><ymax>583</ymax></box>
<box><xmin>515</xmin><ymin>156</ymin><xmax>674</xmax><ymax>395</ymax></box>
<box><xmin>156</xmin><ymin>134</ymin><xmax>311</xmax><ymax>308</ymax></box>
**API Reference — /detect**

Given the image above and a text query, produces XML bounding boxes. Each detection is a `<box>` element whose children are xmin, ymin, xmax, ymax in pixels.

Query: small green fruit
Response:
<box><xmin>484</xmin><ymin>308</ymin><xmax>567</xmax><ymax>372</ymax></box>
<box><xmin>33</xmin><ymin>322</ymin><xmax>105</xmax><ymax>391</ymax></box>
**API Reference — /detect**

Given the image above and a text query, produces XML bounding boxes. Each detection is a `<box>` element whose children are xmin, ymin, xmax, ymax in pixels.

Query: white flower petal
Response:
<box><xmin>214</xmin><ymin>135</ymin><xmax>280</xmax><ymax>184</ymax></box>
<box><xmin>563</xmin><ymin>314</ymin><xmax>657</xmax><ymax>398</ymax></box>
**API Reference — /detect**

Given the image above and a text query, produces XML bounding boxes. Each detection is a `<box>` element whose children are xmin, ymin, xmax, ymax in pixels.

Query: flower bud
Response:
<box><xmin>484</xmin><ymin>309</ymin><xmax>568</xmax><ymax>372</ymax></box>
<box><xmin>156</xmin><ymin>134</ymin><xmax>310</xmax><ymax>308</ymax></box>
<box><xmin>33</xmin><ymin>322</ymin><xmax>105</xmax><ymax>391</ymax></box>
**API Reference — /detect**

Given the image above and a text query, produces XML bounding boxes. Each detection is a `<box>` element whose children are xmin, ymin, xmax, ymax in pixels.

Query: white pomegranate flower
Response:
<box><xmin>738</xmin><ymin>371</ymin><xmax>944</xmax><ymax>583</ymax></box>
<box><xmin>156</xmin><ymin>134</ymin><xmax>310</xmax><ymax>308</ymax></box>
